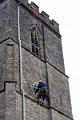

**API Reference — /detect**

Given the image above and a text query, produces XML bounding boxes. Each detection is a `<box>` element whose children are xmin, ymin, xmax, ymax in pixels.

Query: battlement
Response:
<box><xmin>17</xmin><ymin>0</ymin><xmax>60</xmax><ymax>34</ymax></box>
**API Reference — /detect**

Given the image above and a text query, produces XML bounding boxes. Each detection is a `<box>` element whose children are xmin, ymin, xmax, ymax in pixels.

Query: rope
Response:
<box><xmin>38</xmin><ymin>57</ymin><xmax>41</xmax><ymax>80</ymax></box>
<box><xmin>37</xmin><ymin>40</ymin><xmax>42</xmax><ymax>81</ymax></box>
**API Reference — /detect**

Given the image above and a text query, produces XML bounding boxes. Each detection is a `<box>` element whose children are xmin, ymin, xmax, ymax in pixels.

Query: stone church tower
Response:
<box><xmin>0</xmin><ymin>0</ymin><xmax>73</xmax><ymax>120</ymax></box>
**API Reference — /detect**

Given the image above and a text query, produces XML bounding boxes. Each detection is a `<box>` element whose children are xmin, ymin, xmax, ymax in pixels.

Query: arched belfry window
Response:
<box><xmin>31</xmin><ymin>26</ymin><xmax>40</xmax><ymax>56</ymax></box>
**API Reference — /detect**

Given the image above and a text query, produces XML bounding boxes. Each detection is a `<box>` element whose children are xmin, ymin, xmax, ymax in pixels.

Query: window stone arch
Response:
<box><xmin>31</xmin><ymin>25</ymin><xmax>40</xmax><ymax>56</ymax></box>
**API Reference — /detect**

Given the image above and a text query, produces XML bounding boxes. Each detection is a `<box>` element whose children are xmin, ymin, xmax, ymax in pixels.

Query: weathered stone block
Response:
<box><xmin>25</xmin><ymin>97</ymin><xmax>49</xmax><ymax>120</ymax></box>
<box><xmin>47</xmin><ymin>63</ymin><xmax>73</xmax><ymax>118</ymax></box>
<box><xmin>52</xmin><ymin>109</ymin><xmax>72</xmax><ymax>120</ymax></box>
<box><xmin>5</xmin><ymin>44</ymin><xmax>14</xmax><ymax>82</ymax></box>
<box><xmin>5</xmin><ymin>82</ymin><xmax>16</xmax><ymax>120</ymax></box>
<box><xmin>16</xmin><ymin>92</ymin><xmax>22</xmax><ymax>120</ymax></box>
<box><xmin>0</xmin><ymin>92</ymin><xmax>5</xmax><ymax>120</ymax></box>
<box><xmin>44</xmin><ymin>27</ymin><xmax>65</xmax><ymax>73</ymax></box>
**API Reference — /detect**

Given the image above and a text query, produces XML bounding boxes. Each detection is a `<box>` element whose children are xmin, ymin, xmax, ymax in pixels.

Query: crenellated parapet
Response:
<box><xmin>17</xmin><ymin>0</ymin><xmax>60</xmax><ymax>35</ymax></box>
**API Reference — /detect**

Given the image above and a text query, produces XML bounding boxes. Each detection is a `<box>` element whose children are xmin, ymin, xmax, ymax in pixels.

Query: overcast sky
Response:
<box><xmin>29</xmin><ymin>0</ymin><xmax>80</xmax><ymax>120</ymax></box>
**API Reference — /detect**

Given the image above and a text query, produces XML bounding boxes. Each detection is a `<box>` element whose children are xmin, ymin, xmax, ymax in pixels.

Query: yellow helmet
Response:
<box><xmin>35</xmin><ymin>80</ymin><xmax>42</xmax><ymax>82</ymax></box>
<box><xmin>39</xmin><ymin>80</ymin><xmax>42</xmax><ymax>82</ymax></box>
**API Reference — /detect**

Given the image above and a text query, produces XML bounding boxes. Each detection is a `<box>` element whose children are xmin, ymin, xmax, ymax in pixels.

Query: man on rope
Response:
<box><xmin>33</xmin><ymin>80</ymin><xmax>48</xmax><ymax>104</ymax></box>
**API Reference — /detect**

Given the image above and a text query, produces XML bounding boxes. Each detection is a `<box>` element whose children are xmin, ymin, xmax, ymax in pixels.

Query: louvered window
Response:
<box><xmin>31</xmin><ymin>26</ymin><xmax>40</xmax><ymax>56</ymax></box>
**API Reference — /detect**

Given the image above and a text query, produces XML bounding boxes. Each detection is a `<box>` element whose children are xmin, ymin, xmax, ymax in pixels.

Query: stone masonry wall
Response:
<box><xmin>0</xmin><ymin>0</ymin><xmax>73</xmax><ymax>120</ymax></box>
<box><xmin>44</xmin><ymin>27</ymin><xmax>65</xmax><ymax>73</ymax></box>
<box><xmin>0</xmin><ymin>0</ymin><xmax>65</xmax><ymax>72</ymax></box>
<box><xmin>20</xmin><ymin>6</ymin><xmax>44</xmax><ymax>60</ymax></box>
<box><xmin>47</xmin><ymin>63</ymin><xmax>73</xmax><ymax>118</ymax></box>
<box><xmin>25</xmin><ymin>97</ymin><xmax>49</xmax><ymax>120</ymax></box>
<box><xmin>0</xmin><ymin>39</ymin><xmax>19</xmax><ymax>90</ymax></box>
<box><xmin>2</xmin><ymin>0</ymin><xmax>63</xmax><ymax>70</ymax></box>
<box><xmin>52</xmin><ymin>109</ymin><xmax>72</xmax><ymax>120</ymax></box>
<box><xmin>0</xmin><ymin>0</ymin><xmax>10</xmax><ymax>42</ymax></box>
<box><xmin>22</xmin><ymin>48</ymin><xmax>46</xmax><ymax>98</ymax></box>
<box><xmin>16</xmin><ymin>92</ymin><xmax>49</xmax><ymax>120</ymax></box>
<box><xmin>0</xmin><ymin>42</ymin><xmax>6</xmax><ymax>90</ymax></box>
<box><xmin>5</xmin><ymin>82</ymin><xmax>16</xmax><ymax>120</ymax></box>
<box><xmin>0</xmin><ymin>92</ymin><xmax>5</xmax><ymax>120</ymax></box>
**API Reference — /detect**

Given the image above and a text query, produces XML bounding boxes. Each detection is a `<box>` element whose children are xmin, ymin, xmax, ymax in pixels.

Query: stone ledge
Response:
<box><xmin>50</xmin><ymin>107</ymin><xmax>73</xmax><ymax>120</ymax></box>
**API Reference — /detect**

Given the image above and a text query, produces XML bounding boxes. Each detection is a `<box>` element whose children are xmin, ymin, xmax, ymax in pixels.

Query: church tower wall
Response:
<box><xmin>0</xmin><ymin>0</ymin><xmax>73</xmax><ymax>120</ymax></box>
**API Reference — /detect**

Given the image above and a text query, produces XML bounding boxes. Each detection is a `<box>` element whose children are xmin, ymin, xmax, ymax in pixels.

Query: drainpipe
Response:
<box><xmin>17</xmin><ymin>3</ymin><xmax>25</xmax><ymax>120</ymax></box>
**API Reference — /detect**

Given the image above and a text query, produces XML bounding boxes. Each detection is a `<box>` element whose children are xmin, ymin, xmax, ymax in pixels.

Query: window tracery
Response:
<box><xmin>31</xmin><ymin>26</ymin><xmax>40</xmax><ymax>56</ymax></box>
